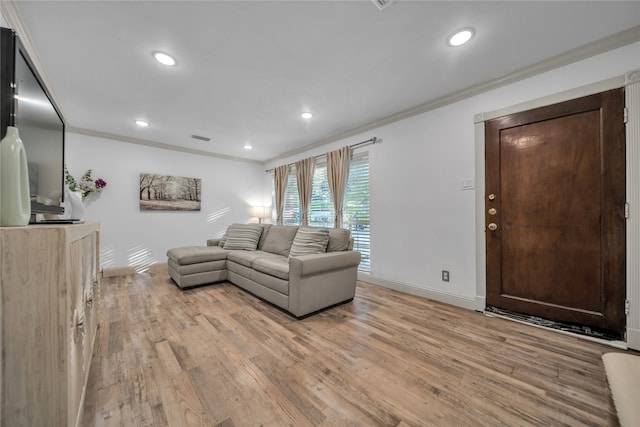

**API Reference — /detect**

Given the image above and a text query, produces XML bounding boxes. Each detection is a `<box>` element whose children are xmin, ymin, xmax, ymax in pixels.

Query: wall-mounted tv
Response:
<box><xmin>1</xmin><ymin>27</ymin><xmax>65</xmax><ymax>218</ymax></box>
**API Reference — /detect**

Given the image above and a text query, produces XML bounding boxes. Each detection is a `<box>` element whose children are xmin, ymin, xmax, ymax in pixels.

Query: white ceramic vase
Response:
<box><xmin>67</xmin><ymin>190</ymin><xmax>85</xmax><ymax>221</ymax></box>
<box><xmin>0</xmin><ymin>126</ymin><xmax>31</xmax><ymax>226</ymax></box>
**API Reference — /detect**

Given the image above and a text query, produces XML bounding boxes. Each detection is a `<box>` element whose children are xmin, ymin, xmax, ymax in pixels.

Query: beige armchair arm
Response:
<box><xmin>289</xmin><ymin>251</ymin><xmax>361</xmax><ymax>277</ymax></box>
<box><xmin>288</xmin><ymin>251</ymin><xmax>361</xmax><ymax>318</ymax></box>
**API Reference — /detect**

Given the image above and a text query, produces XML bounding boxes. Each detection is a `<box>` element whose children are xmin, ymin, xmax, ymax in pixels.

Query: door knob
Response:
<box><xmin>488</xmin><ymin>223</ymin><xmax>498</xmax><ymax>231</ymax></box>
<box><xmin>488</xmin><ymin>208</ymin><xmax>497</xmax><ymax>215</ymax></box>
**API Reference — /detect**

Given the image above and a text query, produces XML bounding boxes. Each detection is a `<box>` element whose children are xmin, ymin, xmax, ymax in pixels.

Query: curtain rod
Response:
<box><xmin>265</xmin><ymin>136</ymin><xmax>379</xmax><ymax>173</ymax></box>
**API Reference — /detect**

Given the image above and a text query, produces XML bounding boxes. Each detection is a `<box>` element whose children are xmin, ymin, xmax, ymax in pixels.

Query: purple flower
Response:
<box><xmin>95</xmin><ymin>178</ymin><xmax>107</xmax><ymax>189</ymax></box>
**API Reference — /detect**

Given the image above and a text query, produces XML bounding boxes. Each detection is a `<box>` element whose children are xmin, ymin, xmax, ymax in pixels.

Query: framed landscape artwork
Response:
<box><xmin>139</xmin><ymin>173</ymin><xmax>202</xmax><ymax>211</ymax></box>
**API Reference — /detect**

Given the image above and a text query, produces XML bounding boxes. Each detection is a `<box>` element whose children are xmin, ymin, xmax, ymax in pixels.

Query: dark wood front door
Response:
<box><xmin>485</xmin><ymin>89</ymin><xmax>626</xmax><ymax>337</ymax></box>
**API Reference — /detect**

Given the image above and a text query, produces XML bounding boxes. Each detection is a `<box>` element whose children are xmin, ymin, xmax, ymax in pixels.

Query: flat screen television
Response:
<box><xmin>1</xmin><ymin>27</ymin><xmax>65</xmax><ymax>219</ymax></box>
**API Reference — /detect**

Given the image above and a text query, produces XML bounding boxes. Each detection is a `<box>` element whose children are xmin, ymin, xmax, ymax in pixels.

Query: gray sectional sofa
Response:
<box><xmin>167</xmin><ymin>223</ymin><xmax>361</xmax><ymax>318</ymax></box>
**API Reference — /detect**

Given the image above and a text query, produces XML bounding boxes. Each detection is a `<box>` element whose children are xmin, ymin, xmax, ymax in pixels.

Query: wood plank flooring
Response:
<box><xmin>82</xmin><ymin>271</ymin><xmax>622</xmax><ymax>426</ymax></box>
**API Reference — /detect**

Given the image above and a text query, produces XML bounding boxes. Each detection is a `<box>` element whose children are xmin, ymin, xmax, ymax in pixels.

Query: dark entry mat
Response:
<box><xmin>485</xmin><ymin>306</ymin><xmax>622</xmax><ymax>341</ymax></box>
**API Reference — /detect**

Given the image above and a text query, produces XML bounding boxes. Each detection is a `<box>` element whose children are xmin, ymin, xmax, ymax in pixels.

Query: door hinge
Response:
<box><xmin>624</xmin><ymin>107</ymin><xmax>628</xmax><ymax>124</ymax></box>
<box><xmin>625</xmin><ymin>299</ymin><xmax>630</xmax><ymax>316</ymax></box>
<box><xmin>625</xmin><ymin>203</ymin><xmax>630</xmax><ymax>219</ymax></box>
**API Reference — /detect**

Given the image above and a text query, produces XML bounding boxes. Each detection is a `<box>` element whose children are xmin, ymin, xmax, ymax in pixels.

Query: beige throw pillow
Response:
<box><xmin>222</xmin><ymin>223</ymin><xmax>263</xmax><ymax>251</ymax></box>
<box><xmin>289</xmin><ymin>227</ymin><xmax>330</xmax><ymax>258</ymax></box>
<box><xmin>261</xmin><ymin>225</ymin><xmax>299</xmax><ymax>257</ymax></box>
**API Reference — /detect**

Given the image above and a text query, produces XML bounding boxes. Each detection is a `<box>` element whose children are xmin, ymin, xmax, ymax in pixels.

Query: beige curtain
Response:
<box><xmin>295</xmin><ymin>157</ymin><xmax>316</xmax><ymax>226</ymax></box>
<box><xmin>273</xmin><ymin>164</ymin><xmax>289</xmax><ymax>225</ymax></box>
<box><xmin>326</xmin><ymin>146</ymin><xmax>351</xmax><ymax>228</ymax></box>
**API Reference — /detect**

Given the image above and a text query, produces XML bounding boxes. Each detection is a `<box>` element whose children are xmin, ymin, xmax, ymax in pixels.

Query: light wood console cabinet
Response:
<box><xmin>0</xmin><ymin>222</ymin><xmax>100</xmax><ymax>426</ymax></box>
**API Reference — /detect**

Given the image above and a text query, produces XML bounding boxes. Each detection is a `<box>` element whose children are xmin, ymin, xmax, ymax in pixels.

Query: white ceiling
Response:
<box><xmin>6</xmin><ymin>1</ymin><xmax>640</xmax><ymax>163</ymax></box>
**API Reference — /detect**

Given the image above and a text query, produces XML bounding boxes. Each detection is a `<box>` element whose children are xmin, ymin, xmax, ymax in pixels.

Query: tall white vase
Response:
<box><xmin>67</xmin><ymin>190</ymin><xmax>85</xmax><ymax>221</ymax></box>
<box><xmin>0</xmin><ymin>126</ymin><xmax>31</xmax><ymax>226</ymax></box>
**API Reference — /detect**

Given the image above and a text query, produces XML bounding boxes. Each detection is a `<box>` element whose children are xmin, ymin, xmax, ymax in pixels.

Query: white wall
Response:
<box><xmin>65</xmin><ymin>133</ymin><xmax>267</xmax><ymax>271</ymax></box>
<box><xmin>66</xmin><ymin>41</ymin><xmax>640</xmax><ymax>305</ymax></box>
<box><xmin>266</xmin><ymin>41</ymin><xmax>640</xmax><ymax>307</ymax></box>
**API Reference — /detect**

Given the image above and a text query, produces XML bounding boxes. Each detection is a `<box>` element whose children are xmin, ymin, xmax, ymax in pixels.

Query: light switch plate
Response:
<box><xmin>461</xmin><ymin>179</ymin><xmax>474</xmax><ymax>190</ymax></box>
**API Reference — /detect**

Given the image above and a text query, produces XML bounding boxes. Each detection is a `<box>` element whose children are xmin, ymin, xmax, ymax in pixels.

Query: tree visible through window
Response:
<box><xmin>308</xmin><ymin>162</ymin><xmax>333</xmax><ymax>228</ymax></box>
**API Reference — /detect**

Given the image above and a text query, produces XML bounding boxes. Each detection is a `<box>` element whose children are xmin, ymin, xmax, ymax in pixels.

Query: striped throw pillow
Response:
<box><xmin>289</xmin><ymin>227</ymin><xmax>330</xmax><ymax>258</ymax></box>
<box><xmin>218</xmin><ymin>224</ymin><xmax>233</xmax><ymax>247</ymax></box>
<box><xmin>222</xmin><ymin>224</ymin><xmax>263</xmax><ymax>251</ymax></box>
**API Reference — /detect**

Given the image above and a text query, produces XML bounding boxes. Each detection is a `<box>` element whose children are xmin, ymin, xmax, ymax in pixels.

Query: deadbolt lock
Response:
<box><xmin>488</xmin><ymin>223</ymin><xmax>498</xmax><ymax>231</ymax></box>
<box><xmin>488</xmin><ymin>194</ymin><xmax>496</xmax><ymax>201</ymax></box>
<box><xmin>488</xmin><ymin>208</ymin><xmax>497</xmax><ymax>215</ymax></box>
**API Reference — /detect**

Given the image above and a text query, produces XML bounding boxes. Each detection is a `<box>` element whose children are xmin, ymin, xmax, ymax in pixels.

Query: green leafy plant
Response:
<box><xmin>65</xmin><ymin>166</ymin><xmax>107</xmax><ymax>200</ymax></box>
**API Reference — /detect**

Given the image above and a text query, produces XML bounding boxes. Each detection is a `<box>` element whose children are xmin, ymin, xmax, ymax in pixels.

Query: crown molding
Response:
<box><xmin>3</xmin><ymin>0</ymin><xmax>639</xmax><ymax>165</ymax></box>
<box><xmin>67</xmin><ymin>127</ymin><xmax>263</xmax><ymax>165</ymax></box>
<box><xmin>267</xmin><ymin>25</ymin><xmax>640</xmax><ymax>164</ymax></box>
<box><xmin>474</xmin><ymin>74</ymin><xmax>628</xmax><ymax>124</ymax></box>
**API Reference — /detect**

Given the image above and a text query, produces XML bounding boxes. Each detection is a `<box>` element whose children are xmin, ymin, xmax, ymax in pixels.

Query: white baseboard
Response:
<box><xmin>627</xmin><ymin>327</ymin><xmax>640</xmax><ymax>351</ymax></box>
<box><xmin>102</xmin><ymin>262</ymin><xmax>168</xmax><ymax>277</ymax></box>
<box><xmin>358</xmin><ymin>272</ymin><xmax>480</xmax><ymax>311</ymax></box>
<box><xmin>474</xmin><ymin>296</ymin><xmax>486</xmax><ymax>312</ymax></box>
<box><xmin>102</xmin><ymin>266</ymin><xmax>136</xmax><ymax>277</ymax></box>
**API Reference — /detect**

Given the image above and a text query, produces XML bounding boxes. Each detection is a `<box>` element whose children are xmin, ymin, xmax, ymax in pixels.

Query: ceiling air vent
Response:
<box><xmin>191</xmin><ymin>134</ymin><xmax>211</xmax><ymax>142</ymax></box>
<box><xmin>372</xmin><ymin>0</ymin><xmax>396</xmax><ymax>11</ymax></box>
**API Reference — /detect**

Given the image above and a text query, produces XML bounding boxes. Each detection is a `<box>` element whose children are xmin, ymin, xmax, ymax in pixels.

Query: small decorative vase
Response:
<box><xmin>67</xmin><ymin>190</ymin><xmax>85</xmax><ymax>221</ymax></box>
<box><xmin>0</xmin><ymin>126</ymin><xmax>31</xmax><ymax>226</ymax></box>
<box><xmin>59</xmin><ymin>185</ymin><xmax>73</xmax><ymax>219</ymax></box>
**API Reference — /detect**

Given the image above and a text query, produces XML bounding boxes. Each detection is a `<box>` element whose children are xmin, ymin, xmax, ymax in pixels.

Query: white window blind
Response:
<box><xmin>282</xmin><ymin>169</ymin><xmax>300</xmax><ymax>225</ymax></box>
<box><xmin>308</xmin><ymin>162</ymin><xmax>334</xmax><ymax>228</ymax></box>
<box><xmin>343</xmin><ymin>151</ymin><xmax>370</xmax><ymax>272</ymax></box>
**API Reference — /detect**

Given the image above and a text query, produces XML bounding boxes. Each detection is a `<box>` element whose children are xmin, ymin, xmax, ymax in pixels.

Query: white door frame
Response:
<box><xmin>474</xmin><ymin>70</ymin><xmax>640</xmax><ymax>350</ymax></box>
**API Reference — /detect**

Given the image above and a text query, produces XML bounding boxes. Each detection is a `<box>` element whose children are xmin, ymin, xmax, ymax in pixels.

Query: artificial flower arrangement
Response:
<box><xmin>64</xmin><ymin>166</ymin><xmax>107</xmax><ymax>200</ymax></box>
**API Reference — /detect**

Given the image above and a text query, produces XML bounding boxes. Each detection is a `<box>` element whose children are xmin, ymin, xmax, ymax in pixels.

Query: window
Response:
<box><xmin>342</xmin><ymin>151</ymin><xmax>370</xmax><ymax>272</ymax></box>
<box><xmin>308</xmin><ymin>162</ymin><xmax>334</xmax><ymax>228</ymax></box>
<box><xmin>272</xmin><ymin>150</ymin><xmax>370</xmax><ymax>272</ymax></box>
<box><xmin>282</xmin><ymin>169</ymin><xmax>299</xmax><ymax>225</ymax></box>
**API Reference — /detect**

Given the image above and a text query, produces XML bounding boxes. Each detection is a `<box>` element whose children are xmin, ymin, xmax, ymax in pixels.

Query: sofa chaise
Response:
<box><xmin>166</xmin><ymin>223</ymin><xmax>361</xmax><ymax>318</ymax></box>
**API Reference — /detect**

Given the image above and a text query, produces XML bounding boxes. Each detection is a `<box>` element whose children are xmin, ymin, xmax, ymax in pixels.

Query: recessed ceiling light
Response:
<box><xmin>134</xmin><ymin>120</ymin><xmax>149</xmax><ymax>127</ymax></box>
<box><xmin>244</xmin><ymin>143</ymin><xmax>252</xmax><ymax>150</ymax></box>
<box><xmin>300</xmin><ymin>112</ymin><xmax>313</xmax><ymax>119</ymax></box>
<box><xmin>447</xmin><ymin>28</ymin><xmax>475</xmax><ymax>47</ymax></box>
<box><xmin>152</xmin><ymin>50</ymin><xmax>176</xmax><ymax>66</ymax></box>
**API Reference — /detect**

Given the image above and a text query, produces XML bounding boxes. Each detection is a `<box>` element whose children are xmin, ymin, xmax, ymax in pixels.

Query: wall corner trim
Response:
<box><xmin>476</xmin><ymin>69</ymin><xmax>640</xmax><ymax>351</ymax></box>
<box><xmin>626</xmin><ymin>69</ymin><xmax>640</xmax><ymax>85</ymax></box>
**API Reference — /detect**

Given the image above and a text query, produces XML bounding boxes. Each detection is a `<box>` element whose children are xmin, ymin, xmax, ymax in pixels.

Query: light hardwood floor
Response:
<box><xmin>82</xmin><ymin>271</ymin><xmax>622</xmax><ymax>426</ymax></box>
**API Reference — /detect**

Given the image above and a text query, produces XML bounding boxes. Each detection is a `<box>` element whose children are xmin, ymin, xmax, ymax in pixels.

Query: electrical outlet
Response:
<box><xmin>442</xmin><ymin>270</ymin><xmax>450</xmax><ymax>282</ymax></box>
